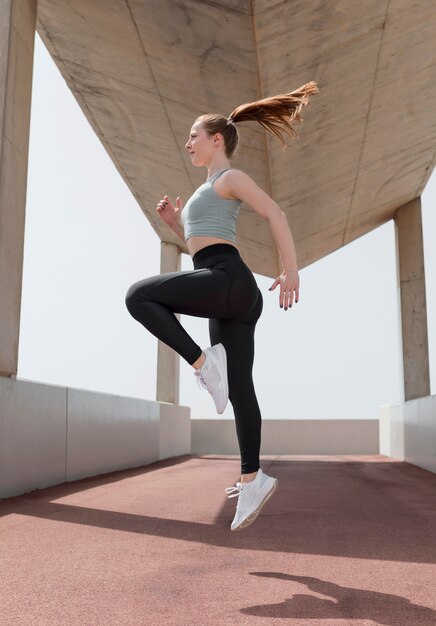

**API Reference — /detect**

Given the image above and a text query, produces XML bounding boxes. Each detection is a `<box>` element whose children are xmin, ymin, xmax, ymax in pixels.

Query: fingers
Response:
<box><xmin>285</xmin><ymin>288</ymin><xmax>298</xmax><ymax>310</ymax></box>
<box><xmin>156</xmin><ymin>196</ymin><xmax>171</xmax><ymax>212</ymax></box>
<box><xmin>269</xmin><ymin>277</ymin><xmax>302</xmax><ymax>311</ymax></box>
<box><xmin>281</xmin><ymin>290</ymin><xmax>291</xmax><ymax>310</ymax></box>
<box><xmin>272</xmin><ymin>281</ymin><xmax>298</xmax><ymax>310</ymax></box>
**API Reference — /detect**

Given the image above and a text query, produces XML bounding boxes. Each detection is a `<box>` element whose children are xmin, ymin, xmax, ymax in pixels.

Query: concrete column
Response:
<box><xmin>393</xmin><ymin>197</ymin><xmax>430</xmax><ymax>401</ymax></box>
<box><xmin>0</xmin><ymin>0</ymin><xmax>37</xmax><ymax>377</ymax></box>
<box><xmin>156</xmin><ymin>241</ymin><xmax>181</xmax><ymax>404</ymax></box>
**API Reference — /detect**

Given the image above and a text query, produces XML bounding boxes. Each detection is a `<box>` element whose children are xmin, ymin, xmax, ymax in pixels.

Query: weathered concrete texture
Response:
<box><xmin>1</xmin><ymin>454</ymin><xmax>436</xmax><ymax>625</ymax></box>
<box><xmin>35</xmin><ymin>0</ymin><xmax>436</xmax><ymax>274</ymax></box>
<box><xmin>394</xmin><ymin>197</ymin><xmax>430</xmax><ymax>401</ymax></box>
<box><xmin>156</xmin><ymin>241</ymin><xmax>182</xmax><ymax>404</ymax></box>
<box><xmin>0</xmin><ymin>0</ymin><xmax>37</xmax><ymax>376</ymax></box>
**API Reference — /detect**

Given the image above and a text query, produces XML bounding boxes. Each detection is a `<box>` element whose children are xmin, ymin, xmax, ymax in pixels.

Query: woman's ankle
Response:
<box><xmin>241</xmin><ymin>470</ymin><xmax>258</xmax><ymax>483</ymax></box>
<box><xmin>192</xmin><ymin>352</ymin><xmax>206</xmax><ymax>370</ymax></box>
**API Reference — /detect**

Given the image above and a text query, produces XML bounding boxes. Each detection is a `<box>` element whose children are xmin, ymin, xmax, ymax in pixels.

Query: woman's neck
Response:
<box><xmin>207</xmin><ymin>164</ymin><xmax>230</xmax><ymax>179</ymax></box>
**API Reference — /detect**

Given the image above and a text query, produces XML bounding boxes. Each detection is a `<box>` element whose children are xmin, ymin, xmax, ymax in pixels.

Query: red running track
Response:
<box><xmin>1</xmin><ymin>454</ymin><xmax>436</xmax><ymax>625</ymax></box>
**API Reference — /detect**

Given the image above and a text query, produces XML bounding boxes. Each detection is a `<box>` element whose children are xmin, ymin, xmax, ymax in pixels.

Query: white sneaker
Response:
<box><xmin>194</xmin><ymin>343</ymin><xmax>229</xmax><ymax>414</ymax></box>
<box><xmin>224</xmin><ymin>468</ymin><xmax>278</xmax><ymax>531</ymax></box>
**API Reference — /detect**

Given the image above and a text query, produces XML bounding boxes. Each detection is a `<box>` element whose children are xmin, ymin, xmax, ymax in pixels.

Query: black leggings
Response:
<box><xmin>124</xmin><ymin>243</ymin><xmax>263</xmax><ymax>474</ymax></box>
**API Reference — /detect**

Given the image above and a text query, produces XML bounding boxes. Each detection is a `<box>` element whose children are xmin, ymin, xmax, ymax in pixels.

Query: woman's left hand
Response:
<box><xmin>269</xmin><ymin>270</ymin><xmax>299</xmax><ymax>310</ymax></box>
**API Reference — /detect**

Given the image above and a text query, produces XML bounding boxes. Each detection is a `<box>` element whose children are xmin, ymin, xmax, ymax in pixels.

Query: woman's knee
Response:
<box><xmin>125</xmin><ymin>275</ymin><xmax>159</xmax><ymax>311</ymax></box>
<box><xmin>125</xmin><ymin>279</ymin><xmax>151</xmax><ymax>313</ymax></box>
<box><xmin>125</xmin><ymin>282</ymin><xmax>139</xmax><ymax>312</ymax></box>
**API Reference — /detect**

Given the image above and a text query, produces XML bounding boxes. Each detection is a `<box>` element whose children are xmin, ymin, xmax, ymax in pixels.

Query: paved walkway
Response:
<box><xmin>1</xmin><ymin>454</ymin><xmax>436</xmax><ymax>625</ymax></box>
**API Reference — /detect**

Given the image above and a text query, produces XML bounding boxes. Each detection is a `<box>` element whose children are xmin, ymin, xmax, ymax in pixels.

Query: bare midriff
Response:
<box><xmin>186</xmin><ymin>235</ymin><xmax>239</xmax><ymax>257</ymax></box>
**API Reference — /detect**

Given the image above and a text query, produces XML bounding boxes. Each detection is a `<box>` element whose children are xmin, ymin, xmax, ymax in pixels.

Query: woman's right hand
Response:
<box><xmin>156</xmin><ymin>195</ymin><xmax>182</xmax><ymax>226</ymax></box>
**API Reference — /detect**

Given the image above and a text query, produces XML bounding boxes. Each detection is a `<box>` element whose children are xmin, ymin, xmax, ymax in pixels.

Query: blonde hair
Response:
<box><xmin>196</xmin><ymin>81</ymin><xmax>319</xmax><ymax>158</ymax></box>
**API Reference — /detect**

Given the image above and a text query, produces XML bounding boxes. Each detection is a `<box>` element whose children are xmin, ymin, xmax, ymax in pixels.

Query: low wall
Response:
<box><xmin>192</xmin><ymin>418</ymin><xmax>379</xmax><ymax>455</ymax></box>
<box><xmin>0</xmin><ymin>376</ymin><xmax>190</xmax><ymax>499</ymax></box>
<box><xmin>7</xmin><ymin>374</ymin><xmax>426</xmax><ymax>499</ymax></box>
<box><xmin>380</xmin><ymin>394</ymin><xmax>436</xmax><ymax>474</ymax></box>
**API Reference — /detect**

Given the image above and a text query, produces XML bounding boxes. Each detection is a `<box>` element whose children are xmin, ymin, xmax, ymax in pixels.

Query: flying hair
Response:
<box><xmin>196</xmin><ymin>81</ymin><xmax>319</xmax><ymax>158</ymax></box>
<box><xmin>228</xmin><ymin>80</ymin><xmax>319</xmax><ymax>150</ymax></box>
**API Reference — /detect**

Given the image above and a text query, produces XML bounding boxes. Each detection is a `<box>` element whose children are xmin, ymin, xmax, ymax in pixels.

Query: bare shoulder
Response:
<box><xmin>218</xmin><ymin>169</ymin><xmax>256</xmax><ymax>199</ymax></box>
<box><xmin>223</xmin><ymin>169</ymin><xmax>253</xmax><ymax>185</ymax></box>
<box><xmin>219</xmin><ymin>169</ymin><xmax>280</xmax><ymax>220</ymax></box>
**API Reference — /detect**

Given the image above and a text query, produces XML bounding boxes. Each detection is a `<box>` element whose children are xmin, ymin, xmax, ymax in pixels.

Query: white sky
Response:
<box><xmin>18</xmin><ymin>34</ymin><xmax>436</xmax><ymax>421</ymax></box>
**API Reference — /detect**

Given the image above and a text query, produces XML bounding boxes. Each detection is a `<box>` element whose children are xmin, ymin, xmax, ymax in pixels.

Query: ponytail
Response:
<box><xmin>228</xmin><ymin>81</ymin><xmax>319</xmax><ymax>150</ymax></box>
<box><xmin>196</xmin><ymin>81</ymin><xmax>318</xmax><ymax>158</ymax></box>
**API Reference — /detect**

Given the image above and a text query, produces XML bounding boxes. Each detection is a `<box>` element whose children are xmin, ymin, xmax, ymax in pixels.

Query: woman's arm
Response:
<box><xmin>266</xmin><ymin>210</ymin><xmax>298</xmax><ymax>272</ymax></box>
<box><xmin>169</xmin><ymin>216</ymin><xmax>186</xmax><ymax>243</ymax></box>
<box><xmin>156</xmin><ymin>195</ymin><xmax>186</xmax><ymax>243</ymax></box>
<box><xmin>223</xmin><ymin>169</ymin><xmax>298</xmax><ymax>271</ymax></box>
<box><xmin>224</xmin><ymin>169</ymin><xmax>299</xmax><ymax>309</ymax></box>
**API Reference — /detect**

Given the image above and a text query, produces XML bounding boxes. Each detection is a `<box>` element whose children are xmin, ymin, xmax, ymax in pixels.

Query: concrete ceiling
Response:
<box><xmin>36</xmin><ymin>0</ymin><xmax>436</xmax><ymax>277</ymax></box>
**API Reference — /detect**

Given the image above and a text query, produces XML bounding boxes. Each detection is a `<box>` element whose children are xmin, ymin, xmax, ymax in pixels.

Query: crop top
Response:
<box><xmin>180</xmin><ymin>169</ymin><xmax>242</xmax><ymax>243</ymax></box>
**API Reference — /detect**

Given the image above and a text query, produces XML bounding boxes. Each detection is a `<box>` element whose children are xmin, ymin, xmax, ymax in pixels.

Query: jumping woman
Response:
<box><xmin>125</xmin><ymin>81</ymin><xmax>319</xmax><ymax>531</ymax></box>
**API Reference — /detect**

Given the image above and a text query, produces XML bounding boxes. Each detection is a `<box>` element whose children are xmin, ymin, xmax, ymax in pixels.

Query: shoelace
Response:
<box><xmin>224</xmin><ymin>482</ymin><xmax>251</xmax><ymax>499</ymax></box>
<box><xmin>195</xmin><ymin>370</ymin><xmax>208</xmax><ymax>391</ymax></box>
<box><xmin>224</xmin><ymin>485</ymin><xmax>241</xmax><ymax>498</ymax></box>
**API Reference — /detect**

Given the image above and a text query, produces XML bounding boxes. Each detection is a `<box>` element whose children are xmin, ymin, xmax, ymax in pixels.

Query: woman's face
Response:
<box><xmin>185</xmin><ymin>123</ymin><xmax>222</xmax><ymax>166</ymax></box>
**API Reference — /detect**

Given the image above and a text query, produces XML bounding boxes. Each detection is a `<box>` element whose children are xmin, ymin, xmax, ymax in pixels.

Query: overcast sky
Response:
<box><xmin>18</xmin><ymin>34</ymin><xmax>436</xmax><ymax>421</ymax></box>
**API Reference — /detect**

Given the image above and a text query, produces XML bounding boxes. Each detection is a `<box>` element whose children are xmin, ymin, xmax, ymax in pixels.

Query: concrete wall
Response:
<box><xmin>0</xmin><ymin>0</ymin><xmax>37</xmax><ymax>378</ymax></box>
<box><xmin>379</xmin><ymin>395</ymin><xmax>436</xmax><ymax>474</ymax></box>
<box><xmin>403</xmin><ymin>395</ymin><xmax>436</xmax><ymax>473</ymax></box>
<box><xmin>0</xmin><ymin>376</ymin><xmax>190</xmax><ymax>499</ymax></box>
<box><xmin>10</xmin><ymin>373</ymin><xmax>435</xmax><ymax>500</ymax></box>
<box><xmin>192</xmin><ymin>418</ymin><xmax>379</xmax><ymax>456</ymax></box>
<box><xmin>394</xmin><ymin>198</ymin><xmax>430</xmax><ymax>401</ymax></box>
<box><xmin>379</xmin><ymin>402</ymin><xmax>405</xmax><ymax>461</ymax></box>
<box><xmin>1</xmin><ymin>374</ymin><xmax>381</xmax><ymax>500</ymax></box>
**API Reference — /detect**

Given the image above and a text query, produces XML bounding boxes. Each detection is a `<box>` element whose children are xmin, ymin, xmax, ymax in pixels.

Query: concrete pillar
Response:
<box><xmin>0</xmin><ymin>0</ymin><xmax>37</xmax><ymax>377</ymax></box>
<box><xmin>394</xmin><ymin>197</ymin><xmax>430</xmax><ymax>401</ymax></box>
<box><xmin>156</xmin><ymin>241</ymin><xmax>181</xmax><ymax>404</ymax></box>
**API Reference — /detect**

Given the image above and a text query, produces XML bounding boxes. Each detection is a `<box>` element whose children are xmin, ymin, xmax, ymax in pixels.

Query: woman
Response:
<box><xmin>125</xmin><ymin>81</ymin><xmax>318</xmax><ymax>531</ymax></box>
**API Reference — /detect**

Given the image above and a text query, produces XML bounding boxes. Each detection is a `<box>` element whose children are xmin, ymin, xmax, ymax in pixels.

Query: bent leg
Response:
<box><xmin>125</xmin><ymin>267</ymin><xmax>234</xmax><ymax>365</ymax></box>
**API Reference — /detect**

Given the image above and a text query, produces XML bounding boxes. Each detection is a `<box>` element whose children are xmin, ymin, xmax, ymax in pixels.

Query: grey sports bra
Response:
<box><xmin>181</xmin><ymin>169</ymin><xmax>242</xmax><ymax>243</ymax></box>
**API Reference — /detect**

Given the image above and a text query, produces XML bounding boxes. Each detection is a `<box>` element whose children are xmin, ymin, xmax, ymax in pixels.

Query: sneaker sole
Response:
<box><xmin>215</xmin><ymin>343</ymin><xmax>229</xmax><ymax>414</ymax></box>
<box><xmin>232</xmin><ymin>478</ymin><xmax>278</xmax><ymax>531</ymax></box>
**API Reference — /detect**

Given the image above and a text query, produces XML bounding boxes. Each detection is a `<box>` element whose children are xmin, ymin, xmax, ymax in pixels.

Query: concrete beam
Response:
<box><xmin>0</xmin><ymin>0</ymin><xmax>37</xmax><ymax>377</ymax></box>
<box><xmin>394</xmin><ymin>197</ymin><xmax>430</xmax><ymax>401</ymax></box>
<box><xmin>156</xmin><ymin>241</ymin><xmax>181</xmax><ymax>404</ymax></box>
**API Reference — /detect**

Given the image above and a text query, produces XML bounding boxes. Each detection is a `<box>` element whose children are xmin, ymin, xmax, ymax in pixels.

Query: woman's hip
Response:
<box><xmin>125</xmin><ymin>248</ymin><xmax>262</xmax><ymax>322</ymax></box>
<box><xmin>204</xmin><ymin>254</ymin><xmax>261</xmax><ymax>321</ymax></box>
